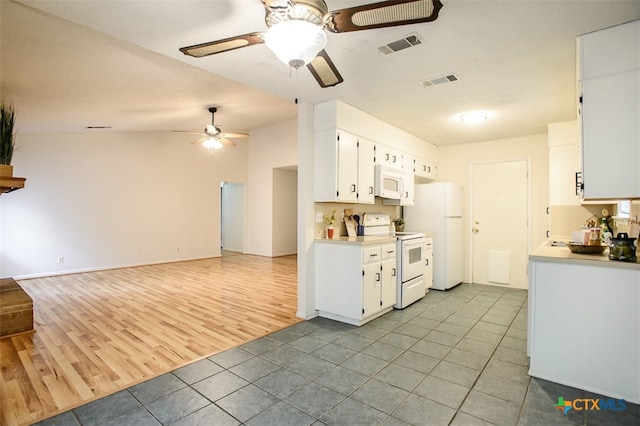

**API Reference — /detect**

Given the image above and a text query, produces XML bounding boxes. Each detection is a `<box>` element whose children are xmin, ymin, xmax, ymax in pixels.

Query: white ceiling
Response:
<box><xmin>2</xmin><ymin>0</ymin><xmax>639</xmax><ymax>146</ymax></box>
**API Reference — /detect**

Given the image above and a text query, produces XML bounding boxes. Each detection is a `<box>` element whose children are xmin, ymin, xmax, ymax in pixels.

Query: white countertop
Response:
<box><xmin>315</xmin><ymin>235</ymin><xmax>397</xmax><ymax>245</ymax></box>
<box><xmin>530</xmin><ymin>242</ymin><xmax>640</xmax><ymax>270</ymax></box>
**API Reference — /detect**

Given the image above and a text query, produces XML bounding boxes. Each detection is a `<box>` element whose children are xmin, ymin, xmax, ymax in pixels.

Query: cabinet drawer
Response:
<box><xmin>381</xmin><ymin>243</ymin><xmax>397</xmax><ymax>260</ymax></box>
<box><xmin>362</xmin><ymin>246</ymin><xmax>382</xmax><ymax>264</ymax></box>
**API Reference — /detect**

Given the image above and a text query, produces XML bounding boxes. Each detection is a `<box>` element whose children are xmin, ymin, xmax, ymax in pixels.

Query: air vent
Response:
<box><xmin>377</xmin><ymin>33</ymin><xmax>422</xmax><ymax>55</ymax></box>
<box><xmin>420</xmin><ymin>74</ymin><xmax>459</xmax><ymax>88</ymax></box>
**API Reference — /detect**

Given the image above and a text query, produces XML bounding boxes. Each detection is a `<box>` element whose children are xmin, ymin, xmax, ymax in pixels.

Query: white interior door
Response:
<box><xmin>471</xmin><ymin>160</ymin><xmax>529</xmax><ymax>289</ymax></box>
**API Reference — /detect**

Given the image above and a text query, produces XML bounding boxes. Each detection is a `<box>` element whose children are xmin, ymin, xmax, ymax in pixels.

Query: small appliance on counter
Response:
<box><xmin>609</xmin><ymin>233</ymin><xmax>637</xmax><ymax>262</ymax></box>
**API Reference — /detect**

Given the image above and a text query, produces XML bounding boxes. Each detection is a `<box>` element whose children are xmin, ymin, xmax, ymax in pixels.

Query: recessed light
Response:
<box><xmin>457</xmin><ymin>111</ymin><xmax>490</xmax><ymax>124</ymax></box>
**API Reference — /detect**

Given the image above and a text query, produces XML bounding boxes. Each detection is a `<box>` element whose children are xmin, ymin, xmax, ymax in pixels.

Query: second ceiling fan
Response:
<box><xmin>174</xmin><ymin>107</ymin><xmax>249</xmax><ymax>149</ymax></box>
<box><xmin>179</xmin><ymin>0</ymin><xmax>443</xmax><ymax>88</ymax></box>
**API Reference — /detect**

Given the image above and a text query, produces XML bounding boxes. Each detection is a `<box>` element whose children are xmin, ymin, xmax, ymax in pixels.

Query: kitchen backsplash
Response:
<box><xmin>315</xmin><ymin>200</ymin><xmax>400</xmax><ymax>238</ymax></box>
<box><xmin>549</xmin><ymin>202</ymin><xmax>640</xmax><ymax>239</ymax></box>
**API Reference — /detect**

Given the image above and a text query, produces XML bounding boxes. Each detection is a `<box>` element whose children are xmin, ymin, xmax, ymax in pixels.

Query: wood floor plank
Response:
<box><xmin>0</xmin><ymin>254</ymin><xmax>299</xmax><ymax>425</ymax></box>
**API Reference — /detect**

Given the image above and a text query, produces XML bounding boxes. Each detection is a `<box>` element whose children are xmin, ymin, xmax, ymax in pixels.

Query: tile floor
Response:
<box><xmin>35</xmin><ymin>283</ymin><xmax>639</xmax><ymax>426</ymax></box>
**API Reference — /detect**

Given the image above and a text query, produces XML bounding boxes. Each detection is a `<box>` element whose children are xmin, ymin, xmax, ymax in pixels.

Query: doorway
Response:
<box><xmin>470</xmin><ymin>160</ymin><xmax>530</xmax><ymax>289</ymax></box>
<box><xmin>221</xmin><ymin>181</ymin><xmax>245</xmax><ymax>254</ymax></box>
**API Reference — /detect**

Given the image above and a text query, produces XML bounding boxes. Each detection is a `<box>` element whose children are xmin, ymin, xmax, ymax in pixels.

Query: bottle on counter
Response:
<box><xmin>600</xmin><ymin>216</ymin><xmax>612</xmax><ymax>245</ymax></box>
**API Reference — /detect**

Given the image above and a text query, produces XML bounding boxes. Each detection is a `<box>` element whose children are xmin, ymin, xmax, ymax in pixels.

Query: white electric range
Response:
<box><xmin>362</xmin><ymin>213</ymin><xmax>430</xmax><ymax>309</ymax></box>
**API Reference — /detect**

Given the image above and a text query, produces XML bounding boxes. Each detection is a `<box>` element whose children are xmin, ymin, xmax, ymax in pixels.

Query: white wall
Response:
<box><xmin>436</xmin><ymin>133</ymin><xmax>550</xmax><ymax>284</ymax></box>
<box><xmin>247</xmin><ymin>118</ymin><xmax>298</xmax><ymax>257</ymax></box>
<box><xmin>272</xmin><ymin>168</ymin><xmax>297</xmax><ymax>256</ymax></box>
<box><xmin>1</xmin><ymin>132</ymin><xmax>248</xmax><ymax>278</ymax></box>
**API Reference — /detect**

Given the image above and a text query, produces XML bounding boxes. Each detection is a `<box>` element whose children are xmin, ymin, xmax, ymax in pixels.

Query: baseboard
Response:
<box><xmin>11</xmin><ymin>255</ymin><xmax>220</xmax><ymax>280</ymax></box>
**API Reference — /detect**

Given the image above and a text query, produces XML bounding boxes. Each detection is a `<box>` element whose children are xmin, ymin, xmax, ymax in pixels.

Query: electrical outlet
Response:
<box><xmin>316</xmin><ymin>212</ymin><xmax>324</xmax><ymax>223</ymax></box>
<box><xmin>57</xmin><ymin>256</ymin><xmax>64</xmax><ymax>264</ymax></box>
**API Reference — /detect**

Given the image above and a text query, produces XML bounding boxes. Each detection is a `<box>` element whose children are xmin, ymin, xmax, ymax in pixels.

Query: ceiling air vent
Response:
<box><xmin>420</xmin><ymin>74</ymin><xmax>459</xmax><ymax>88</ymax></box>
<box><xmin>377</xmin><ymin>33</ymin><xmax>422</xmax><ymax>55</ymax></box>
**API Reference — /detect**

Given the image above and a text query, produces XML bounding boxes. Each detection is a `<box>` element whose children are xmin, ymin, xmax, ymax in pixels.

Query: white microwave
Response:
<box><xmin>374</xmin><ymin>164</ymin><xmax>405</xmax><ymax>200</ymax></box>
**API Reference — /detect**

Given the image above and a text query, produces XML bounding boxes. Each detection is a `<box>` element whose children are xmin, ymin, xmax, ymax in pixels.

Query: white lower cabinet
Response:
<box><xmin>315</xmin><ymin>241</ymin><xmax>397</xmax><ymax>326</ymax></box>
<box><xmin>528</xmin><ymin>258</ymin><xmax>640</xmax><ymax>403</ymax></box>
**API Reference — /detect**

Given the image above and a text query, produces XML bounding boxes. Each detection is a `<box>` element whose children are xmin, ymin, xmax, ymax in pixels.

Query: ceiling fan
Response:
<box><xmin>174</xmin><ymin>107</ymin><xmax>249</xmax><ymax>149</ymax></box>
<box><xmin>179</xmin><ymin>0</ymin><xmax>443</xmax><ymax>88</ymax></box>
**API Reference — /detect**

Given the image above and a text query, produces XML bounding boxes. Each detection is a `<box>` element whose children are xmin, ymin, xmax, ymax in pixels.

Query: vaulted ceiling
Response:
<box><xmin>2</xmin><ymin>1</ymin><xmax>639</xmax><ymax>145</ymax></box>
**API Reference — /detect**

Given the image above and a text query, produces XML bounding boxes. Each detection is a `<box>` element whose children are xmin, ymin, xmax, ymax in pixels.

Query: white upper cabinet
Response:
<box><xmin>358</xmin><ymin>137</ymin><xmax>376</xmax><ymax>204</ymax></box>
<box><xmin>577</xmin><ymin>20</ymin><xmax>640</xmax><ymax>200</ymax></box>
<box><xmin>579</xmin><ymin>20</ymin><xmax>639</xmax><ymax>80</ymax></box>
<box><xmin>314</xmin><ymin>129</ymin><xmax>375</xmax><ymax>204</ymax></box>
<box><xmin>375</xmin><ymin>145</ymin><xmax>402</xmax><ymax>168</ymax></box>
<box><xmin>314</xmin><ymin>100</ymin><xmax>438</xmax><ymax>205</ymax></box>
<box><xmin>414</xmin><ymin>157</ymin><xmax>437</xmax><ymax>180</ymax></box>
<box><xmin>548</xmin><ymin>121</ymin><xmax>580</xmax><ymax>206</ymax></box>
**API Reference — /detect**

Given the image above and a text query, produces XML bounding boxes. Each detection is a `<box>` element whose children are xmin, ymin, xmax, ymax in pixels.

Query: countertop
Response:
<box><xmin>315</xmin><ymin>235</ymin><xmax>397</xmax><ymax>245</ymax></box>
<box><xmin>530</xmin><ymin>242</ymin><xmax>640</xmax><ymax>270</ymax></box>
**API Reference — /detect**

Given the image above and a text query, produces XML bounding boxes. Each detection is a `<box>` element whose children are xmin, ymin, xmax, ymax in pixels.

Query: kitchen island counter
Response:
<box><xmin>530</xmin><ymin>242</ymin><xmax>640</xmax><ymax>270</ymax></box>
<box><xmin>528</xmin><ymin>245</ymin><xmax>640</xmax><ymax>404</ymax></box>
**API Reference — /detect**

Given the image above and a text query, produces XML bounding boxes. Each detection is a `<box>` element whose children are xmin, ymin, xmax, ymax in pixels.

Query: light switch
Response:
<box><xmin>316</xmin><ymin>212</ymin><xmax>324</xmax><ymax>223</ymax></box>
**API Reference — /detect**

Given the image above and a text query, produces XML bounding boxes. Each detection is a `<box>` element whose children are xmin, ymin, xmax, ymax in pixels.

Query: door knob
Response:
<box><xmin>473</xmin><ymin>228</ymin><xmax>480</xmax><ymax>233</ymax></box>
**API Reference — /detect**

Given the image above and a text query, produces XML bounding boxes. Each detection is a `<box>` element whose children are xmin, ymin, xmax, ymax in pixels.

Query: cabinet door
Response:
<box><xmin>549</xmin><ymin>144</ymin><xmax>580</xmax><ymax>206</ymax></box>
<box><xmin>337</xmin><ymin>132</ymin><xmax>359</xmax><ymax>202</ymax></box>
<box><xmin>581</xmin><ymin>70</ymin><xmax>640</xmax><ymax>199</ymax></box>
<box><xmin>357</xmin><ymin>138</ymin><xmax>375</xmax><ymax>204</ymax></box>
<box><xmin>425</xmin><ymin>249</ymin><xmax>433</xmax><ymax>290</ymax></box>
<box><xmin>362</xmin><ymin>263</ymin><xmax>381</xmax><ymax>318</ymax></box>
<box><xmin>376</xmin><ymin>145</ymin><xmax>402</xmax><ymax>167</ymax></box>
<box><xmin>400</xmin><ymin>154</ymin><xmax>415</xmax><ymax>206</ymax></box>
<box><xmin>414</xmin><ymin>157</ymin><xmax>437</xmax><ymax>180</ymax></box>
<box><xmin>380</xmin><ymin>257</ymin><xmax>397</xmax><ymax>310</ymax></box>
<box><xmin>579</xmin><ymin>20</ymin><xmax>639</xmax><ymax>80</ymax></box>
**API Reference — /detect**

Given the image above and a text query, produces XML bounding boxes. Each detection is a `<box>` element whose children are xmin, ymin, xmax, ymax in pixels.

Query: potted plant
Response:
<box><xmin>394</xmin><ymin>218</ymin><xmax>405</xmax><ymax>232</ymax></box>
<box><xmin>0</xmin><ymin>101</ymin><xmax>17</xmax><ymax>178</ymax></box>
<box><xmin>324</xmin><ymin>210</ymin><xmax>337</xmax><ymax>239</ymax></box>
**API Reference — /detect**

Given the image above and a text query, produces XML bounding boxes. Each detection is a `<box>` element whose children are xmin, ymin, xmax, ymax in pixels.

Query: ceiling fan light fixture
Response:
<box><xmin>203</xmin><ymin>138</ymin><xmax>223</xmax><ymax>150</ymax></box>
<box><xmin>264</xmin><ymin>20</ymin><xmax>327</xmax><ymax>69</ymax></box>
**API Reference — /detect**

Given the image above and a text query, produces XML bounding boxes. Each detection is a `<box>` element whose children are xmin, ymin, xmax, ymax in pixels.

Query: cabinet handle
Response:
<box><xmin>392</xmin><ymin>268</ymin><xmax>396</xmax><ymax>277</ymax></box>
<box><xmin>351</xmin><ymin>184</ymin><xmax>356</xmax><ymax>193</ymax></box>
<box><xmin>575</xmin><ymin>172</ymin><xmax>584</xmax><ymax>196</ymax></box>
<box><xmin>425</xmin><ymin>259</ymin><xmax>429</xmax><ymax>266</ymax></box>
<box><xmin>392</xmin><ymin>155</ymin><xmax>397</xmax><ymax>163</ymax></box>
<box><xmin>376</xmin><ymin>272</ymin><xmax>381</xmax><ymax>282</ymax></box>
<box><xmin>423</xmin><ymin>165</ymin><xmax>427</xmax><ymax>172</ymax></box>
<box><xmin>427</xmin><ymin>166</ymin><xmax>431</xmax><ymax>172</ymax></box>
<box><xmin>387</xmin><ymin>250</ymin><xmax>394</xmax><ymax>254</ymax></box>
<box><xmin>385</xmin><ymin>153</ymin><xmax>389</xmax><ymax>161</ymax></box>
<box><xmin>369</xmin><ymin>186</ymin><xmax>373</xmax><ymax>194</ymax></box>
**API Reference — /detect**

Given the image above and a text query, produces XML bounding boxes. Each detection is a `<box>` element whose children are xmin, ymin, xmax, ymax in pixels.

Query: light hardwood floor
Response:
<box><xmin>0</xmin><ymin>255</ymin><xmax>299</xmax><ymax>426</ymax></box>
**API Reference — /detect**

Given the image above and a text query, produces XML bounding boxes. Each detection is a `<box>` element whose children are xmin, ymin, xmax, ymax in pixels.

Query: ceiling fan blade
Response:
<box><xmin>173</xmin><ymin>130</ymin><xmax>204</xmax><ymax>136</ymax></box>
<box><xmin>324</xmin><ymin>0</ymin><xmax>443</xmax><ymax>33</ymax></box>
<box><xmin>307</xmin><ymin>50</ymin><xmax>344</xmax><ymax>88</ymax></box>
<box><xmin>219</xmin><ymin>132</ymin><xmax>249</xmax><ymax>139</ymax></box>
<box><xmin>190</xmin><ymin>136</ymin><xmax>208</xmax><ymax>145</ymax></box>
<box><xmin>179</xmin><ymin>32</ymin><xmax>264</xmax><ymax>58</ymax></box>
<box><xmin>219</xmin><ymin>137</ymin><xmax>237</xmax><ymax>147</ymax></box>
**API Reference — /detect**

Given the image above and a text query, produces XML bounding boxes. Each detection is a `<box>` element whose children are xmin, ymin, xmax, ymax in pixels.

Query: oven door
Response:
<box><xmin>396</xmin><ymin>275</ymin><xmax>426</xmax><ymax>309</ymax></box>
<box><xmin>401</xmin><ymin>237</ymin><xmax>426</xmax><ymax>282</ymax></box>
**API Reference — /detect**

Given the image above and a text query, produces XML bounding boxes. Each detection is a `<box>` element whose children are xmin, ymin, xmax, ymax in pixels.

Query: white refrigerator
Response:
<box><xmin>404</xmin><ymin>182</ymin><xmax>463</xmax><ymax>290</ymax></box>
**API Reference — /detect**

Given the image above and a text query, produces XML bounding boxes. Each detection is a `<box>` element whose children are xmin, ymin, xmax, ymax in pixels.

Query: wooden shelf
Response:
<box><xmin>0</xmin><ymin>176</ymin><xmax>26</xmax><ymax>194</ymax></box>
